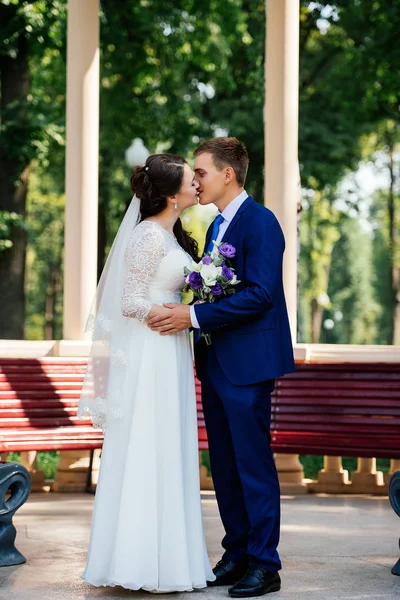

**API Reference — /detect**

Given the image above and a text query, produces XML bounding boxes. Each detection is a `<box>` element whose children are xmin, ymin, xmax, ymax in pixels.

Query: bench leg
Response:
<box><xmin>389</xmin><ymin>470</ymin><xmax>400</xmax><ymax>576</ymax></box>
<box><xmin>0</xmin><ymin>462</ymin><xmax>31</xmax><ymax>567</ymax></box>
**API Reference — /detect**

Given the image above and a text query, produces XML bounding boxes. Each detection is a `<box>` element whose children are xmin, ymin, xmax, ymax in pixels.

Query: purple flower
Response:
<box><xmin>210</xmin><ymin>283</ymin><xmax>223</xmax><ymax>297</ymax></box>
<box><xmin>218</xmin><ymin>243</ymin><xmax>236</xmax><ymax>258</ymax></box>
<box><xmin>221</xmin><ymin>265</ymin><xmax>234</xmax><ymax>281</ymax></box>
<box><xmin>188</xmin><ymin>271</ymin><xmax>203</xmax><ymax>290</ymax></box>
<box><xmin>202</xmin><ymin>256</ymin><xmax>212</xmax><ymax>265</ymax></box>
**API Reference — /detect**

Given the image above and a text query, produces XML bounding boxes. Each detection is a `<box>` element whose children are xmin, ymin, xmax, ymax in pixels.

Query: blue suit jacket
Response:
<box><xmin>194</xmin><ymin>196</ymin><xmax>295</xmax><ymax>386</ymax></box>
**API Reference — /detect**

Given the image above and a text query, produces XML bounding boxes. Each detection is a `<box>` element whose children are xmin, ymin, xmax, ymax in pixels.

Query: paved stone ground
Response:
<box><xmin>0</xmin><ymin>492</ymin><xmax>399</xmax><ymax>600</ymax></box>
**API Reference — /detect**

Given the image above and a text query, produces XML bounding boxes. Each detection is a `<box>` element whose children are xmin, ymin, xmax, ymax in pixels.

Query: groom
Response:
<box><xmin>148</xmin><ymin>137</ymin><xmax>295</xmax><ymax>597</ymax></box>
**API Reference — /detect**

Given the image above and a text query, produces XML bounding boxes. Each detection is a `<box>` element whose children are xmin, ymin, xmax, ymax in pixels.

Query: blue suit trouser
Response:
<box><xmin>201</xmin><ymin>345</ymin><xmax>282</xmax><ymax>572</ymax></box>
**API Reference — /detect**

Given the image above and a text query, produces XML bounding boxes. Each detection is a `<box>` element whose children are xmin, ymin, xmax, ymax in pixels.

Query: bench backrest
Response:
<box><xmin>1</xmin><ymin>359</ymin><xmax>400</xmax><ymax>458</ymax></box>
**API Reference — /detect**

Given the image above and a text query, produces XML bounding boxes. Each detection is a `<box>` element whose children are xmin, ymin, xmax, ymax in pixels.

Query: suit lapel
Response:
<box><xmin>221</xmin><ymin>196</ymin><xmax>252</xmax><ymax>243</ymax></box>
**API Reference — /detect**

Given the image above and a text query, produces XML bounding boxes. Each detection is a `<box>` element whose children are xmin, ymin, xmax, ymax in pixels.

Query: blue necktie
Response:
<box><xmin>205</xmin><ymin>214</ymin><xmax>224</xmax><ymax>254</ymax></box>
<box><xmin>194</xmin><ymin>214</ymin><xmax>224</xmax><ymax>345</ymax></box>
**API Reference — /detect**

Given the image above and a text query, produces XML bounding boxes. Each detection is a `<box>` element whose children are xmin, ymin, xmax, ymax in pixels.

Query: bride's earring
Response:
<box><xmin>174</xmin><ymin>202</ymin><xmax>178</xmax><ymax>210</ymax></box>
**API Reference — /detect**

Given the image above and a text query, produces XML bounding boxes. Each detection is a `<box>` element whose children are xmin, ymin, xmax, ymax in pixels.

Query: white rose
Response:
<box><xmin>191</xmin><ymin>261</ymin><xmax>202</xmax><ymax>272</ymax></box>
<box><xmin>210</xmin><ymin>250</ymin><xmax>224</xmax><ymax>266</ymax></box>
<box><xmin>201</xmin><ymin>263</ymin><xmax>219</xmax><ymax>287</ymax></box>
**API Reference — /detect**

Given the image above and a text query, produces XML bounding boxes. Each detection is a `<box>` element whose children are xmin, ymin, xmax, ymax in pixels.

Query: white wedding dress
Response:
<box><xmin>82</xmin><ymin>220</ymin><xmax>215</xmax><ymax>592</ymax></box>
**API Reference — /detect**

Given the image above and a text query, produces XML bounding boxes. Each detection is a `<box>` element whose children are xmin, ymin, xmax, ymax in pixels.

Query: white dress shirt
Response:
<box><xmin>190</xmin><ymin>190</ymin><xmax>248</xmax><ymax>329</ymax></box>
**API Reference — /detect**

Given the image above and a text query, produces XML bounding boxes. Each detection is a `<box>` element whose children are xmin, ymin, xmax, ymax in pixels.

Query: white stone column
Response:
<box><xmin>63</xmin><ymin>0</ymin><xmax>99</xmax><ymax>339</ymax></box>
<box><xmin>265</xmin><ymin>2</ymin><xmax>301</xmax><ymax>494</ymax></box>
<box><xmin>265</xmin><ymin>0</ymin><xmax>299</xmax><ymax>342</ymax></box>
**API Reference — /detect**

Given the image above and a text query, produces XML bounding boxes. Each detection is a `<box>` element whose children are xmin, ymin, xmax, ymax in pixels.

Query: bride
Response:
<box><xmin>78</xmin><ymin>154</ymin><xmax>215</xmax><ymax>592</ymax></box>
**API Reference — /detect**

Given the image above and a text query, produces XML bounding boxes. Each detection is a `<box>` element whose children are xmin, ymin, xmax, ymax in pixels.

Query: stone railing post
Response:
<box><xmin>351</xmin><ymin>457</ymin><xmax>384</xmax><ymax>493</ymax></box>
<box><xmin>308</xmin><ymin>456</ymin><xmax>350</xmax><ymax>493</ymax></box>
<box><xmin>275</xmin><ymin>453</ymin><xmax>307</xmax><ymax>494</ymax></box>
<box><xmin>19</xmin><ymin>451</ymin><xmax>45</xmax><ymax>492</ymax></box>
<box><xmin>199</xmin><ymin>451</ymin><xmax>214</xmax><ymax>491</ymax></box>
<box><xmin>51</xmin><ymin>450</ymin><xmax>100</xmax><ymax>493</ymax></box>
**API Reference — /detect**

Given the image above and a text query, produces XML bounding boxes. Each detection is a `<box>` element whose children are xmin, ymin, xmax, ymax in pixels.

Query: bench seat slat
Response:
<box><xmin>0</xmin><ymin>383</ymin><xmax>84</xmax><ymax>392</ymax></box>
<box><xmin>273</xmin><ymin>398</ymin><xmax>400</xmax><ymax>408</ymax></box>
<box><xmin>272</xmin><ymin>414</ymin><xmax>400</xmax><ymax>424</ymax></box>
<box><xmin>0</xmin><ymin>400</ymin><xmax>82</xmax><ymax>410</ymax></box>
<box><xmin>274</xmin><ymin>389</ymin><xmax>400</xmax><ymax>399</ymax></box>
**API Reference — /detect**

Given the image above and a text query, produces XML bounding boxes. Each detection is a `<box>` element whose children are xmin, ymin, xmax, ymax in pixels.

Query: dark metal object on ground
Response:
<box><xmin>389</xmin><ymin>470</ymin><xmax>400</xmax><ymax>576</ymax></box>
<box><xmin>0</xmin><ymin>462</ymin><xmax>31</xmax><ymax>566</ymax></box>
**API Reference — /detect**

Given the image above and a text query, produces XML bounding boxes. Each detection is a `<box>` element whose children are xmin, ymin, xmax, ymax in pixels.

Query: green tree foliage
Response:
<box><xmin>0</xmin><ymin>0</ymin><xmax>66</xmax><ymax>337</ymax></box>
<box><xmin>366</xmin><ymin>125</ymin><xmax>400</xmax><ymax>344</ymax></box>
<box><xmin>298</xmin><ymin>189</ymin><xmax>340</xmax><ymax>342</ymax></box>
<box><xmin>96</xmin><ymin>0</ymin><xmax>247</xmax><ymax>270</ymax></box>
<box><xmin>2</xmin><ymin>0</ymin><xmax>400</xmax><ymax>343</ymax></box>
<box><xmin>297</xmin><ymin>1</ymin><xmax>400</xmax><ymax>342</ymax></box>
<box><xmin>319</xmin><ymin>216</ymin><xmax>378</xmax><ymax>344</ymax></box>
<box><xmin>25</xmin><ymin>171</ymin><xmax>64</xmax><ymax>340</ymax></box>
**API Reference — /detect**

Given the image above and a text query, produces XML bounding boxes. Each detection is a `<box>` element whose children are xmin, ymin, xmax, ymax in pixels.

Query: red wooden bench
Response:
<box><xmin>270</xmin><ymin>363</ymin><xmax>400</xmax><ymax>459</ymax></box>
<box><xmin>0</xmin><ymin>358</ymin><xmax>103</xmax><ymax>453</ymax></box>
<box><xmin>1</xmin><ymin>359</ymin><xmax>399</xmax><ymax>462</ymax></box>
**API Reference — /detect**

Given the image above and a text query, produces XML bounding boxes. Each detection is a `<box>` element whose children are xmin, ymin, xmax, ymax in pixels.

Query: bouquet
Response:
<box><xmin>184</xmin><ymin>242</ymin><xmax>240</xmax><ymax>343</ymax></box>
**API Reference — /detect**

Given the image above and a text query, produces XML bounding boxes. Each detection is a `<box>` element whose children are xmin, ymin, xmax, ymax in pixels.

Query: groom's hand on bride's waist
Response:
<box><xmin>147</xmin><ymin>303</ymin><xmax>191</xmax><ymax>334</ymax></box>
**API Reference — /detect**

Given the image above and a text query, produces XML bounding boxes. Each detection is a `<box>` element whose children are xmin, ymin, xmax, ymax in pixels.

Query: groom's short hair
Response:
<box><xmin>194</xmin><ymin>137</ymin><xmax>249</xmax><ymax>186</ymax></box>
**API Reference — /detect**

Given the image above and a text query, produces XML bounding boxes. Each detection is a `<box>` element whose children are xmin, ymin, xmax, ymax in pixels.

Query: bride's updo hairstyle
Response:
<box><xmin>131</xmin><ymin>153</ymin><xmax>199</xmax><ymax>261</ymax></box>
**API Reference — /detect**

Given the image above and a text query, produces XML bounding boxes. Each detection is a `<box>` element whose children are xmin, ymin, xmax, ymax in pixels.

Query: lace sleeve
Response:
<box><xmin>121</xmin><ymin>223</ymin><xmax>165</xmax><ymax>321</ymax></box>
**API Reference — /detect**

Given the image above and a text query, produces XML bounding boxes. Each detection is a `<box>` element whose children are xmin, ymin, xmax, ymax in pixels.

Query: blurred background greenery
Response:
<box><xmin>1</xmin><ymin>0</ymin><xmax>400</xmax><ymax>345</ymax></box>
<box><xmin>8</xmin><ymin>450</ymin><xmax>60</xmax><ymax>479</ymax></box>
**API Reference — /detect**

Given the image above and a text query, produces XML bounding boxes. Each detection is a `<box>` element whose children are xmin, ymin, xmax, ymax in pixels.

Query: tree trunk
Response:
<box><xmin>97</xmin><ymin>188</ymin><xmax>108</xmax><ymax>282</ymax></box>
<box><xmin>387</xmin><ymin>140</ymin><xmax>400</xmax><ymax>344</ymax></box>
<box><xmin>0</xmin><ymin>33</ymin><xmax>30</xmax><ymax>339</ymax></box>
<box><xmin>311</xmin><ymin>298</ymin><xmax>322</xmax><ymax>343</ymax></box>
<box><xmin>45</xmin><ymin>269</ymin><xmax>61</xmax><ymax>341</ymax></box>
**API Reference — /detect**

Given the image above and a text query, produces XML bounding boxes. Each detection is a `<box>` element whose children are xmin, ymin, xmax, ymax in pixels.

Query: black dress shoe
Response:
<box><xmin>228</xmin><ymin>566</ymin><xmax>281</xmax><ymax>597</ymax></box>
<box><xmin>207</xmin><ymin>559</ymin><xmax>249</xmax><ymax>587</ymax></box>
